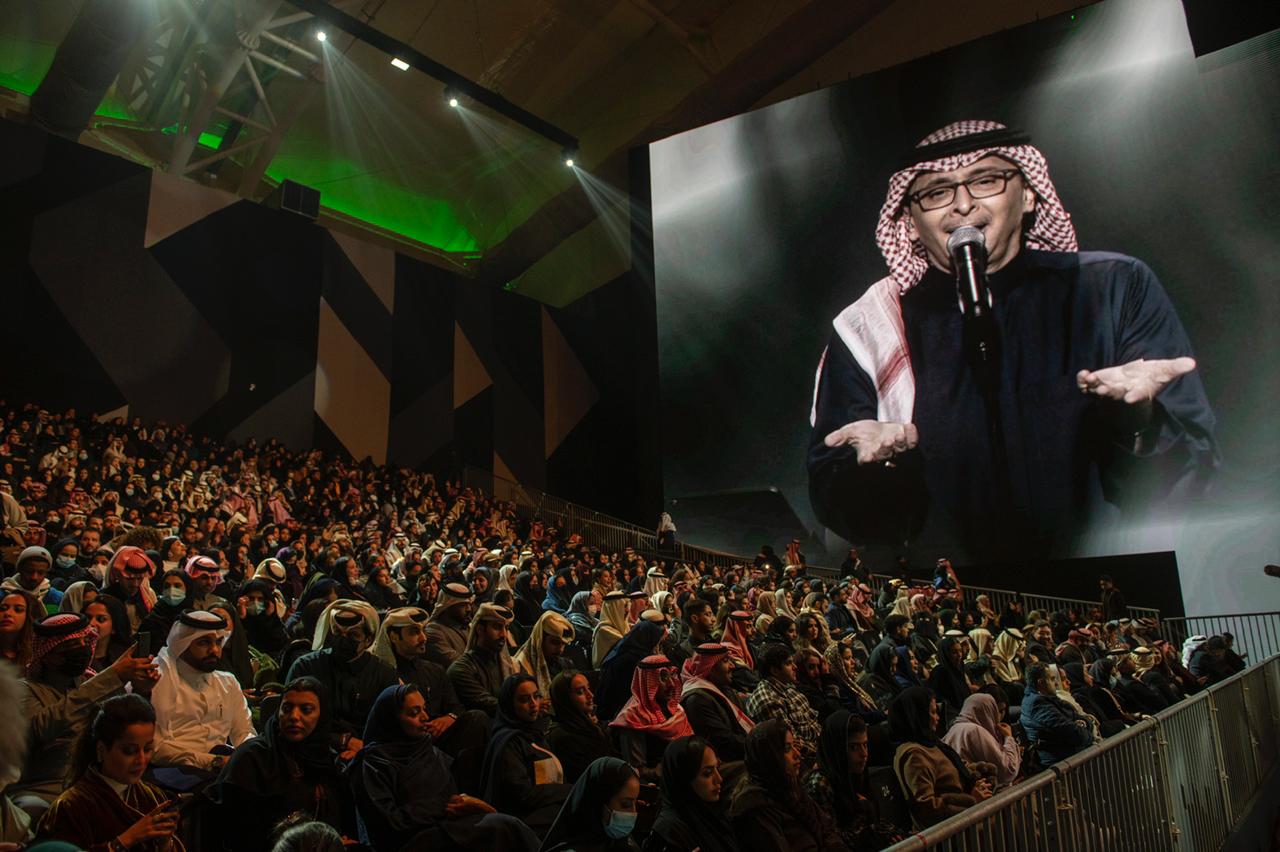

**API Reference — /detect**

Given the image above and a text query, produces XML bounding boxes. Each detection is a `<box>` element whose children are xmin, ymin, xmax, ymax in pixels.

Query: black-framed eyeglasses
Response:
<box><xmin>908</xmin><ymin>169</ymin><xmax>1021</xmax><ymax>211</ymax></box>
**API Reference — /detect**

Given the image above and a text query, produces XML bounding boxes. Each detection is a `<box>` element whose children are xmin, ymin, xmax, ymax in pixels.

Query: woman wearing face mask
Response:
<box><xmin>138</xmin><ymin>570</ymin><xmax>194</xmax><ymax>647</ymax></box>
<box><xmin>350</xmin><ymin>684</ymin><xmax>539</xmax><ymax>852</ymax></box>
<box><xmin>478</xmin><ymin>674</ymin><xmax>573</xmax><ymax>833</ymax></box>
<box><xmin>645</xmin><ymin>736</ymin><xmax>736</xmax><ymax>852</ymax></box>
<box><xmin>564</xmin><ymin>592</ymin><xmax>599</xmax><ymax>646</ymax></box>
<box><xmin>47</xmin><ymin>538</ymin><xmax>90</xmax><ymax>592</ymax></box>
<box><xmin>539</xmin><ymin>756</ymin><xmax>641</xmax><ymax>852</ymax></box>
<box><xmin>37</xmin><ymin>694</ymin><xmax>183</xmax><ymax>851</ymax></box>
<box><xmin>237</xmin><ymin>579</ymin><xmax>287</xmax><ymax>656</ymax></box>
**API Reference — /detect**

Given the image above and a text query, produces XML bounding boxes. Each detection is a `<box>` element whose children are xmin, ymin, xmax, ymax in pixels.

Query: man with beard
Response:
<box><xmin>286</xmin><ymin>599</ymin><xmax>397</xmax><ymax>758</ymax></box>
<box><xmin>447</xmin><ymin>603</ymin><xmax>516</xmax><ymax>717</ymax></box>
<box><xmin>808</xmin><ymin>121</ymin><xmax>1216</xmax><ymax>561</ymax></box>
<box><xmin>150</xmin><ymin>610</ymin><xmax>256</xmax><ymax>776</ymax></box>
<box><xmin>10</xmin><ymin>613</ymin><xmax>156</xmax><ymax>816</ymax></box>
<box><xmin>368</xmin><ymin>606</ymin><xmax>489</xmax><ymax>761</ymax></box>
<box><xmin>424</xmin><ymin>582</ymin><xmax>475</xmax><ymax>665</ymax></box>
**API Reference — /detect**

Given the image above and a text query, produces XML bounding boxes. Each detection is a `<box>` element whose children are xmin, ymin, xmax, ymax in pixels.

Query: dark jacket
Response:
<box><xmin>1019</xmin><ymin>691</ymin><xmax>1093</xmax><ymax>764</ymax></box>
<box><xmin>681</xmin><ymin>688</ymin><xmax>748</xmax><ymax>762</ymax></box>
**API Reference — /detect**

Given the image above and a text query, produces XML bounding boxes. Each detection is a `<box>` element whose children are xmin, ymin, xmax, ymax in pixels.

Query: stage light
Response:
<box><xmin>444</xmin><ymin>85</ymin><xmax>460</xmax><ymax>108</ymax></box>
<box><xmin>565</xmin><ymin>158</ymin><xmax>575</xmax><ymax>168</ymax></box>
<box><xmin>449</xmin><ymin>97</ymin><xmax>459</xmax><ymax>108</ymax></box>
<box><xmin>562</xmin><ymin>146</ymin><xmax>579</xmax><ymax>169</ymax></box>
<box><xmin>390</xmin><ymin>57</ymin><xmax>411</xmax><ymax>71</ymax></box>
<box><xmin>315</xmin><ymin>30</ymin><xmax>327</xmax><ymax>42</ymax></box>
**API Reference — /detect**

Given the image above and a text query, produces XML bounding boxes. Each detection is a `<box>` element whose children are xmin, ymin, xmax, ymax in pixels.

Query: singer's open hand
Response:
<box><xmin>824</xmin><ymin>420</ymin><xmax>919</xmax><ymax>465</ymax></box>
<box><xmin>1076</xmin><ymin>357</ymin><xmax>1196</xmax><ymax>404</ymax></box>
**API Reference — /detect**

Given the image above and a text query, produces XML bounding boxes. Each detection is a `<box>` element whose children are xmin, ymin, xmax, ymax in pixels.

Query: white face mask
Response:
<box><xmin>88</xmin><ymin>564</ymin><xmax>107</xmax><ymax>584</ymax></box>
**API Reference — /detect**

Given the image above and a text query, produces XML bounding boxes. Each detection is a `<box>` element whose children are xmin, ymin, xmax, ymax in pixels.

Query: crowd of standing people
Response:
<box><xmin>0</xmin><ymin>403</ymin><xmax>1250</xmax><ymax>851</ymax></box>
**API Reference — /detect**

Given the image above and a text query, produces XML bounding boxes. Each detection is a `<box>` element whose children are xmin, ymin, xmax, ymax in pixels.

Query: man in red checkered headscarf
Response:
<box><xmin>808</xmin><ymin>121</ymin><xmax>1217</xmax><ymax>559</ymax></box>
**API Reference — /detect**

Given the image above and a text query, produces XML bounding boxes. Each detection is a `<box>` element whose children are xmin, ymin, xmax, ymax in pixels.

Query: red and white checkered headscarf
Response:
<box><xmin>813</xmin><ymin>121</ymin><xmax>1079</xmax><ymax>425</ymax></box>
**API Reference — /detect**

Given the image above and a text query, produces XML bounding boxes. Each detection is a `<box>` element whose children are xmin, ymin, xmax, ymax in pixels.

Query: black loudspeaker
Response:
<box><xmin>263</xmin><ymin>179</ymin><xmax>320</xmax><ymax>220</ymax></box>
<box><xmin>1181</xmin><ymin>0</ymin><xmax>1280</xmax><ymax>57</ymax></box>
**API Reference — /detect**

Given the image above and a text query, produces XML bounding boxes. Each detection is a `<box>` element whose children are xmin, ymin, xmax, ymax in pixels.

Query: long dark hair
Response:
<box><xmin>0</xmin><ymin>589</ymin><xmax>39</xmax><ymax>671</ymax></box>
<box><xmin>69</xmin><ymin>693</ymin><xmax>156</xmax><ymax>783</ymax></box>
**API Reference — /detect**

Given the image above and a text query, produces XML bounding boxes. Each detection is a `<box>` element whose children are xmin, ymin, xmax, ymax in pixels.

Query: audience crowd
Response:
<box><xmin>0</xmin><ymin>403</ymin><xmax>1251</xmax><ymax>851</ymax></box>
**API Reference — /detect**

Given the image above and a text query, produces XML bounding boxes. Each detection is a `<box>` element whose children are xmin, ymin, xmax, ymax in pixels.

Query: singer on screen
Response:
<box><xmin>806</xmin><ymin>120</ymin><xmax>1218</xmax><ymax>559</ymax></box>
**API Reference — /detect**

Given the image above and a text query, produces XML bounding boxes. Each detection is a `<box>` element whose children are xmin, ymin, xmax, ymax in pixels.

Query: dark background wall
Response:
<box><xmin>1</xmin><ymin>118</ymin><xmax>661</xmax><ymax>524</ymax></box>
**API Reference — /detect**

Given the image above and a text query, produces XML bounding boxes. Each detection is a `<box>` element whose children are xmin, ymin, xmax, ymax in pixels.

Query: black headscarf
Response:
<box><xmin>742</xmin><ymin>718</ymin><xmax>799</xmax><ymax>808</ymax></box>
<box><xmin>596</xmin><ymin>620</ymin><xmax>665</xmax><ymax>720</ymax></box>
<box><xmin>888</xmin><ymin>686</ymin><xmax>973</xmax><ymax>786</ymax></box>
<box><xmin>479</xmin><ymin>674</ymin><xmax>546</xmax><ymax>804</ymax></box>
<box><xmin>209</xmin><ymin>676</ymin><xmax>337</xmax><ymax>805</ymax></box>
<box><xmin>539</xmin><ymin>756</ymin><xmax>638</xmax><ymax>852</ymax></box>
<box><xmin>815</xmin><ymin>711</ymin><xmax>861</xmax><ymax>825</ymax></box>
<box><xmin>547</xmin><ymin>670</ymin><xmax>615</xmax><ymax>783</ymax></box>
<box><xmin>927</xmin><ymin>636</ymin><xmax>970</xmax><ymax>712</ymax></box>
<box><xmin>866</xmin><ymin>643</ymin><xmax>898</xmax><ymax>690</ymax></box>
<box><xmin>650</xmin><ymin>736</ymin><xmax>735</xmax><ymax>852</ymax></box>
<box><xmin>208</xmin><ymin>601</ymin><xmax>255</xmax><ymax>689</ymax></box>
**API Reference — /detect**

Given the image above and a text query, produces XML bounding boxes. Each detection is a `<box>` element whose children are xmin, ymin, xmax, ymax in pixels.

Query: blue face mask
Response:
<box><xmin>604</xmin><ymin>810</ymin><xmax>636</xmax><ymax>839</ymax></box>
<box><xmin>160</xmin><ymin>588</ymin><xmax>186</xmax><ymax>607</ymax></box>
<box><xmin>246</xmin><ymin>600</ymin><xmax>266</xmax><ymax>617</ymax></box>
<box><xmin>55</xmin><ymin>556</ymin><xmax>77</xmax><ymax>570</ymax></box>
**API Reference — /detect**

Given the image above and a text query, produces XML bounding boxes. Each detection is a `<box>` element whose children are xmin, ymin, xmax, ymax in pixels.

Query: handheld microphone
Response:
<box><xmin>947</xmin><ymin>226</ymin><xmax>991</xmax><ymax>321</ymax></box>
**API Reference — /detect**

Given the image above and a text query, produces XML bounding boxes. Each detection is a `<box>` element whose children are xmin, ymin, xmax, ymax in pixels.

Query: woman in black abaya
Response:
<box><xmin>351</xmin><ymin>684</ymin><xmax>538</xmax><ymax>851</ymax></box>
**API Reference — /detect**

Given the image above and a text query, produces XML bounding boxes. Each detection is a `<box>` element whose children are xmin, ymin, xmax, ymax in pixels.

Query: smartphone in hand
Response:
<box><xmin>134</xmin><ymin>632</ymin><xmax>151</xmax><ymax>658</ymax></box>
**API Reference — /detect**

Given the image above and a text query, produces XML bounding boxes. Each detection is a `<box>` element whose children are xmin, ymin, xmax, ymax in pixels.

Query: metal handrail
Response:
<box><xmin>881</xmin><ymin>653</ymin><xmax>1280</xmax><ymax>850</ymax></box>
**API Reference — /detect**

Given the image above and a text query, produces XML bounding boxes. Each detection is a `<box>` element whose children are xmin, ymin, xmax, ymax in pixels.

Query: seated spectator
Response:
<box><xmin>592</xmin><ymin>592</ymin><xmax>630</xmax><ymax>668</ymax></box>
<box><xmin>0</xmin><ymin>589</ymin><xmax>36</xmax><ymax>671</ymax></box>
<box><xmin>681</xmin><ymin>645</ymin><xmax>755</xmax><ymax>763</ymax></box>
<box><xmin>1060</xmin><ymin>662</ymin><xmax>1126</xmax><ymax>737</ymax></box>
<box><xmin>286</xmin><ymin>599</ymin><xmax>396</xmax><ymax>757</ymax></box>
<box><xmin>183</xmin><ymin>554</ymin><xmax>226</xmax><ymax>610</ymax></box>
<box><xmin>1019</xmin><ymin>662</ymin><xmax>1095</xmax><ymax>767</ymax></box>
<box><xmin>728</xmin><ymin>718</ymin><xmax>843</xmax><ymax>852</ymax></box>
<box><xmin>596</xmin><ymin>620</ymin><xmax>667</xmax><ymax>721</ymax></box>
<box><xmin>37</xmin><ymin>694</ymin><xmax>182</xmax><ymax>851</ymax></box>
<box><xmin>547</xmin><ymin>670</ymin><xmax>618</xmax><ymax>783</ymax></box>
<box><xmin>745</xmin><ymin>644</ymin><xmax>822</xmax><ymax>759</ymax></box>
<box><xmin>1220</xmin><ymin>633</ymin><xmax>1248</xmax><ymax>674</ymax></box>
<box><xmin>759</xmin><ymin>615</ymin><xmax>797</xmax><ymax>654</ymax></box>
<box><xmin>859</xmin><ymin>643</ymin><xmax>900</xmax><ymax>709</ymax></box>
<box><xmin>541</xmin><ymin>756</ymin><xmax>641</xmax><ymax>852</ymax></box>
<box><xmin>362</xmin><ymin>564</ymin><xmax>406</xmax><ymax>610</ymax></box>
<box><xmin>804</xmin><ymin>711</ymin><xmax>906</xmax><ymax>851</ymax></box>
<box><xmin>4</xmin><ymin>547</ymin><xmax>56</xmax><ymax>611</ymax></box>
<box><xmin>645</xmin><ymin>736</ymin><xmax>735</xmax><ymax>852</ymax></box>
<box><xmin>609</xmin><ymin>655</ymin><xmax>692</xmax><ymax>771</ymax></box>
<box><xmin>513</xmin><ymin>611</ymin><xmax>574</xmax><ymax>697</ymax></box>
<box><xmin>893</xmin><ymin>645</ymin><xmax>925</xmax><ymax>692</ymax></box>
<box><xmin>426</xmin><ymin>583</ymin><xmax>476</xmax><ymax>665</ymax></box>
<box><xmin>823</xmin><ymin>641</ymin><xmax>886</xmax><ymax>723</ymax></box>
<box><xmin>102</xmin><ymin>547</ymin><xmax>156</xmax><ymax>632</ymax></box>
<box><xmin>449</xmin><ymin>603</ymin><xmax>517</xmax><ymax>717</ymax></box>
<box><xmin>478</xmin><ymin>674</ymin><xmax>572</xmax><ymax>833</ymax></box>
<box><xmin>56</xmin><ymin>580</ymin><xmax>97</xmax><ymax>614</ymax></box>
<box><xmin>206</xmin><ymin>600</ymin><xmax>257</xmax><ymax>691</ymax></box>
<box><xmin>208</xmin><ymin>676</ymin><xmax>351</xmax><ymax>851</ymax></box>
<box><xmin>889</xmin><ymin>686</ymin><xmax>993</xmax><ymax>829</ymax></box>
<box><xmin>236</xmin><ymin>579</ymin><xmax>289</xmax><ymax>657</ymax></box>
<box><xmin>671</xmin><ymin>598</ymin><xmax>715</xmax><ymax>666</ymax></box>
<box><xmin>137</xmin><ymin>569</ymin><xmax>195</xmax><ymax>646</ymax></box>
<box><xmin>150</xmin><ymin>611</ymin><xmax>256</xmax><ymax>776</ymax></box>
<box><xmin>792</xmin><ymin>647</ymin><xmax>841</xmax><ymax>722</ymax></box>
<box><xmin>85</xmin><ymin>595</ymin><xmax>132</xmax><ymax>672</ymax></box>
<box><xmin>46</xmin><ymin>537</ymin><xmax>90</xmax><ymax>592</ymax></box>
<box><xmin>927</xmin><ymin>636</ymin><xmax>971</xmax><ymax>720</ymax></box>
<box><xmin>565</xmin><ymin>591</ymin><xmax>598</xmax><ymax>645</ymax></box>
<box><xmin>941</xmin><ymin>694</ymin><xmax>1021</xmax><ymax>787</ymax></box>
<box><xmin>1111</xmin><ymin>650</ymin><xmax>1169</xmax><ymax>715</ymax></box>
<box><xmin>349</xmin><ymin>684</ymin><xmax>538</xmax><ymax>851</ymax></box>
<box><xmin>1133</xmin><ymin>646</ymin><xmax>1182</xmax><ymax>706</ymax></box>
<box><xmin>368</xmin><ymin>605</ymin><xmax>488</xmax><ymax>761</ymax></box>
<box><xmin>11</xmin><ymin>613</ymin><xmax>155</xmax><ymax>816</ymax></box>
